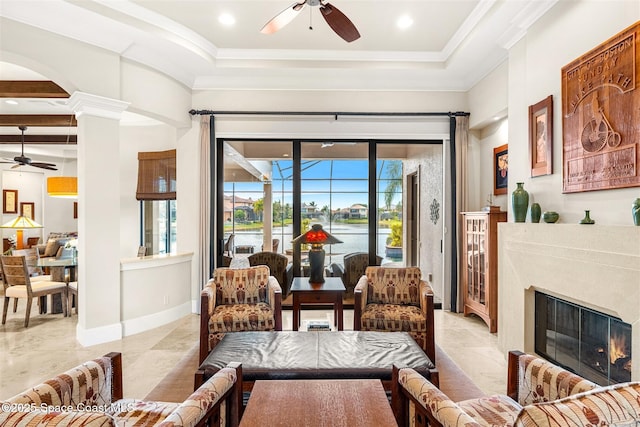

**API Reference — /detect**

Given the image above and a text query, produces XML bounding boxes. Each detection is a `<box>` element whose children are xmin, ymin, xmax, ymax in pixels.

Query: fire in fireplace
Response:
<box><xmin>535</xmin><ymin>291</ymin><xmax>632</xmax><ymax>385</ymax></box>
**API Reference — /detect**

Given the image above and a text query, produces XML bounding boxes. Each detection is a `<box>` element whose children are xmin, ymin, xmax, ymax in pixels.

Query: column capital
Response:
<box><xmin>68</xmin><ymin>91</ymin><xmax>130</xmax><ymax>120</ymax></box>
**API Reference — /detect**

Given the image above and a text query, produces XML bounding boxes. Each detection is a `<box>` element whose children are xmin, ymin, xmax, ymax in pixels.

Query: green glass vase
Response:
<box><xmin>512</xmin><ymin>182</ymin><xmax>529</xmax><ymax>223</ymax></box>
<box><xmin>633</xmin><ymin>198</ymin><xmax>640</xmax><ymax>226</ymax></box>
<box><xmin>530</xmin><ymin>203</ymin><xmax>541</xmax><ymax>223</ymax></box>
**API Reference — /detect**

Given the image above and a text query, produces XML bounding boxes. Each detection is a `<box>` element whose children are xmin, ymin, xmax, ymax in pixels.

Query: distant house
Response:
<box><xmin>224</xmin><ymin>195</ymin><xmax>255</xmax><ymax>222</ymax></box>
<box><xmin>349</xmin><ymin>204</ymin><xmax>368</xmax><ymax>219</ymax></box>
<box><xmin>301</xmin><ymin>203</ymin><xmax>319</xmax><ymax>218</ymax></box>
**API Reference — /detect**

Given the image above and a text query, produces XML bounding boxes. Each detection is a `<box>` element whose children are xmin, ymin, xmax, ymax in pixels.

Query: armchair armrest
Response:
<box><xmin>7</xmin><ymin>352</ymin><xmax>122</xmax><ymax>407</ymax></box>
<box><xmin>353</xmin><ymin>275</ymin><xmax>368</xmax><ymax>330</ymax></box>
<box><xmin>157</xmin><ymin>362</ymin><xmax>242</xmax><ymax>427</ymax></box>
<box><xmin>392</xmin><ymin>365</ymin><xmax>476</xmax><ymax>427</ymax></box>
<box><xmin>267</xmin><ymin>276</ymin><xmax>283</xmax><ymax>332</ymax></box>
<box><xmin>419</xmin><ymin>280</ymin><xmax>436</xmax><ymax>363</ymax></box>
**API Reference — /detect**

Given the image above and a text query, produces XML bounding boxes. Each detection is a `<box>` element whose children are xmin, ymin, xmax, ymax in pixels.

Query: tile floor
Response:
<box><xmin>0</xmin><ymin>301</ymin><xmax>507</xmax><ymax>400</ymax></box>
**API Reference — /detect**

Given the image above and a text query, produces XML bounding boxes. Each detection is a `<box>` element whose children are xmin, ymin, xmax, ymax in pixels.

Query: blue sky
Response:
<box><xmin>225</xmin><ymin>159</ymin><xmax>402</xmax><ymax>211</ymax></box>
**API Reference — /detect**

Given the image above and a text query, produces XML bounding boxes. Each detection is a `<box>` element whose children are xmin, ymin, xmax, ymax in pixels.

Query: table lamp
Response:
<box><xmin>1</xmin><ymin>216</ymin><xmax>43</xmax><ymax>249</ymax></box>
<box><xmin>292</xmin><ymin>224</ymin><xmax>342</xmax><ymax>285</ymax></box>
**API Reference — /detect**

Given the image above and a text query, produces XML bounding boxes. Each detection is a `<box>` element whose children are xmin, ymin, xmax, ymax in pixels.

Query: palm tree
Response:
<box><xmin>384</xmin><ymin>161</ymin><xmax>402</xmax><ymax>212</ymax></box>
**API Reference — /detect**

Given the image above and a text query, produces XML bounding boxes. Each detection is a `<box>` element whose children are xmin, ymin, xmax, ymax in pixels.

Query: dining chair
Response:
<box><xmin>11</xmin><ymin>248</ymin><xmax>52</xmax><ymax>315</ymax></box>
<box><xmin>67</xmin><ymin>281</ymin><xmax>78</xmax><ymax>315</ymax></box>
<box><xmin>1</xmin><ymin>255</ymin><xmax>68</xmax><ymax>327</ymax></box>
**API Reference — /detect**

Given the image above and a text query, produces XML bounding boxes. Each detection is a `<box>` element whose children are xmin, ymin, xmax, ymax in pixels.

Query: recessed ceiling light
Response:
<box><xmin>4</xmin><ymin>100</ymin><xmax>18</xmax><ymax>105</ymax></box>
<box><xmin>397</xmin><ymin>15</ymin><xmax>413</xmax><ymax>30</ymax></box>
<box><xmin>283</xmin><ymin>153</ymin><xmax>289</xmax><ymax>157</ymax></box>
<box><xmin>219</xmin><ymin>13</ymin><xmax>236</xmax><ymax>27</ymax></box>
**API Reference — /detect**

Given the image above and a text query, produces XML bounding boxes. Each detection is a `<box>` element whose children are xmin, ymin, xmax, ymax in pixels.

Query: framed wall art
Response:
<box><xmin>529</xmin><ymin>95</ymin><xmax>553</xmax><ymax>177</ymax></box>
<box><xmin>3</xmin><ymin>189</ymin><xmax>18</xmax><ymax>214</ymax></box>
<box><xmin>561</xmin><ymin>21</ymin><xmax>640</xmax><ymax>193</ymax></box>
<box><xmin>493</xmin><ymin>144</ymin><xmax>508</xmax><ymax>195</ymax></box>
<box><xmin>20</xmin><ymin>202</ymin><xmax>35</xmax><ymax>220</ymax></box>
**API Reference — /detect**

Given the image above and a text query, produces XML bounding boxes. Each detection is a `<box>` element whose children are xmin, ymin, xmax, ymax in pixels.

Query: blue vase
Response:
<box><xmin>512</xmin><ymin>182</ymin><xmax>529</xmax><ymax>223</ymax></box>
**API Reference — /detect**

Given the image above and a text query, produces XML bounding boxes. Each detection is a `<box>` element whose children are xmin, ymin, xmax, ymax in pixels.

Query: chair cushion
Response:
<box><xmin>515</xmin><ymin>382</ymin><xmax>640</xmax><ymax>427</ymax></box>
<box><xmin>0</xmin><ymin>408</ymin><xmax>115</xmax><ymax>426</ymax></box>
<box><xmin>364</xmin><ymin>266</ymin><xmax>422</xmax><ymax>306</ymax></box>
<box><xmin>8</xmin><ymin>357</ymin><xmax>114</xmax><ymax>407</ymax></box>
<box><xmin>359</xmin><ymin>303</ymin><xmax>426</xmax><ymax>333</ymax></box>
<box><xmin>209</xmin><ymin>303</ymin><xmax>276</xmax><ymax>333</ymax></box>
<box><xmin>517</xmin><ymin>353</ymin><xmax>598</xmax><ymax>405</ymax></box>
<box><xmin>108</xmin><ymin>399</ymin><xmax>179</xmax><ymax>425</ymax></box>
<box><xmin>457</xmin><ymin>395</ymin><xmax>522</xmax><ymax>427</ymax></box>
<box><xmin>212</xmin><ymin>266</ymin><xmax>271</xmax><ymax>305</ymax></box>
<box><xmin>5</xmin><ymin>280</ymin><xmax>66</xmax><ymax>298</ymax></box>
<box><xmin>43</xmin><ymin>238</ymin><xmax>67</xmax><ymax>257</ymax></box>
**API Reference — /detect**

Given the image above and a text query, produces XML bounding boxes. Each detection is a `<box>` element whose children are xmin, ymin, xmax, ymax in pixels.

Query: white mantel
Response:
<box><xmin>498</xmin><ymin>224</ymin><xmax>640</xmax><ymax>380</ymax></box>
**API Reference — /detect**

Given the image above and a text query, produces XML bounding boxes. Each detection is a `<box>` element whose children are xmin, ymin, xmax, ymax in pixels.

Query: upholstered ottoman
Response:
<box><xmin>195</xmin><ymin>331</ymin><xmax>437</xmax><ymax>391</ymax></box>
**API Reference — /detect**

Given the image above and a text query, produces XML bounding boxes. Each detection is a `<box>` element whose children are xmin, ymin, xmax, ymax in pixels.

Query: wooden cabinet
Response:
<box><xmin>461</xmin><ymin>209</ymin><xmax>506</xmax><ymax>333</ymax></box>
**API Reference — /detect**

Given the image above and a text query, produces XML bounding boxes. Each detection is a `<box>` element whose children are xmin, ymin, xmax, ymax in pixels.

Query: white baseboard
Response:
<box><xmin>121</xmin><ymin>302</ymin><xmax>192</xmax><ymax>337</ymax></box>
<box><xmin>76</xmin><ymin>322</ymin><xmax>123</xmax><ymax>347</ymax></box>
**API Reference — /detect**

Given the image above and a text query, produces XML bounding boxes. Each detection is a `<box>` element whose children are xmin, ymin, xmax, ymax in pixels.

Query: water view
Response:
<box><xmin>227</xmin><ymin>222</ymin><xmax>394</xmax><ymax>266</ymax></box>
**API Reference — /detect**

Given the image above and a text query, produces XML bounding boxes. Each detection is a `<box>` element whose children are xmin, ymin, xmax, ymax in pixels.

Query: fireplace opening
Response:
<box><xmin>535</xmin><ymin>291</ymin><xmax>631</xmax><ymax>385</ymax></box>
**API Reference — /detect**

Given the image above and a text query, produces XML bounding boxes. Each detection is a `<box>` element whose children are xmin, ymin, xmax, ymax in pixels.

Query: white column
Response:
<box><xmin>263</xmin><ymin>182</ymin><xmax>273</xmax><ymax>251</ymax></box>
<box><xmin>68</xmin><ymin>91</ymin><xmax>130</xmax><ymax>346</ymax></box>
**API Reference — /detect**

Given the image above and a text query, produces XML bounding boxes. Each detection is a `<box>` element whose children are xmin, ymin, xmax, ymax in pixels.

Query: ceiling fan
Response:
<box><xmin>261</xmin><ymin>0</ymin><xmax>361</xmax><ymax>43</ymax></box>
<box><xmin>0</xmin><ymin>126</ymin><xmax>58</xmax><ymax>170</ymax></box>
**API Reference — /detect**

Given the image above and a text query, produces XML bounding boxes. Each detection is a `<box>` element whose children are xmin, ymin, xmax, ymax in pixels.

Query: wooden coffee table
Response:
<box><xmin>291</xmin><ymin>276</ymin><xmax>345</xmax><ymax>331</ymax></box>
<box><xmin>239</xmin><ymin>379</ymin><xmax>398</xmax><ymax>427</ymax></box>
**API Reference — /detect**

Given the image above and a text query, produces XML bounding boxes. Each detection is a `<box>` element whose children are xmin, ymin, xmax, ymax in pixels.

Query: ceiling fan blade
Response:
<box><xmin>30</xmin><ymin>162</ymin><xmax>58</xmax><ymax>171</ymax></box>
<box><xmin>261</xmin><ymin>2</ymin><xmax>306</xmax><ymax>34</ymax></box>
<box><xmin>11</xmin><ymin>164</ymin><xmax>22</xmax><ymax>169</ymax></box>
<box><xmin>319</xmin><ymin>3</ymin><xmax>360</xmax><ymax>42</ymax></box>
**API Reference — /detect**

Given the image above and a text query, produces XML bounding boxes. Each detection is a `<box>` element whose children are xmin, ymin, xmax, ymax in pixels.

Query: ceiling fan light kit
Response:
<box><xmin>261</xmin><ymin>0</ymin><xmax>360</xmax><ymax>43</ymax></box>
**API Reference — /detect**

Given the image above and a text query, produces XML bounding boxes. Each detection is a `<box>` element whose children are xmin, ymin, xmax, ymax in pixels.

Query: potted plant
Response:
<box><xmin>385</xmin><ymin>220</ymin><xmax>403</xmax><ymax>259</ymax></box>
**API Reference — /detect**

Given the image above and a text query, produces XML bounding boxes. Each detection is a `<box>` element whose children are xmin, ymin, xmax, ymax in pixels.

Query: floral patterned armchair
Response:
<box><xmin>248</xmin><ymin>251</ymin><xmax>293</xmax><ymax>297</ymax></box>
<box><xmin>0</xmin><ymin>352</ymin><xmax>243</xmax><ymax>426</ymax></box>
<box><xmin>200</xmin><ymin>266</ymin><xmax>282</xmax><ymax>363</ymax></box>
<box><xmin>354</xmin><ymin>266</ymin><xmax>435</xmax><ymax>362</ymax></box>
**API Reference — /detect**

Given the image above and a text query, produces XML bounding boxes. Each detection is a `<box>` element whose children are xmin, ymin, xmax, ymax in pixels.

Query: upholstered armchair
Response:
<box><xmin>354</xmin><ymin>266</ymin><xmax>435</xmax><ymax>362</ymax></box>
<box><xmin>391</xmin><ymin>350</ymin><xmax>604</xmax><ymax>427</ymax></box>
<box><xmin>328</xmin><ymin>252</ymin><xmax>383</xmax><ymax>294</ymax></box>
<box><xmin>1</xmin><ymin>352</ymin><xmax>243</xmax><ymax>426</ymax></box>
<box><xmin>200</xmin><ymin>266</ymin><xmax>282</xmax><ymax>363</ymax></box>
<box><xmin>248</xmin><ymin>251</ymin><xmax>293</xmax><ymax>297</ymax></box>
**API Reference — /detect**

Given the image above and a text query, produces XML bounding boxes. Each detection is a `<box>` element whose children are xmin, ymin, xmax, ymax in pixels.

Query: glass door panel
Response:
<box><xmin>300</xmin><ymin>142</ymin><xmax>369</xmax><ymax>271</ymax></box>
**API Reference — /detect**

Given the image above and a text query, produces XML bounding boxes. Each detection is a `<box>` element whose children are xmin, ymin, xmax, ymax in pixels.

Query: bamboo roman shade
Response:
<box><xmin>136</xmin><ymin>149</ymin><xmax>176</xmax><ymax>200</ymax></box>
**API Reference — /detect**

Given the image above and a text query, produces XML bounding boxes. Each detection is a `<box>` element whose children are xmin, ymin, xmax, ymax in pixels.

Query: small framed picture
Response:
<box><xmin>3</xmin><ymin>189</ymin><xmax>18</xmax><ymax>214</ymax></box>
<box><xmin>20</xmin><ymin>202</ymin><xmax>35</xmax><ymax>220</ymax></box>
<box><xmin>493</xmin><ymin>144</ymin><xmax>508</xmax><ymax>195</ymax></box>
<box><xmin>137</xmin><ymin>246</ymin><xmax>147</xmax><ymax>257</ymax></box>
<box><xmin>529</xmin><ymin>95</ymin><xmax>553</xmax><ymax>177</ymax></box>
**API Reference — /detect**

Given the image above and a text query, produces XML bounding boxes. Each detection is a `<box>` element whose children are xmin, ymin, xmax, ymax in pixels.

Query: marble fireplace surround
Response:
<box><xmin>497</xmin><ymin>224</ymin><xmax>640</xmax><ymax>381</ymax></box>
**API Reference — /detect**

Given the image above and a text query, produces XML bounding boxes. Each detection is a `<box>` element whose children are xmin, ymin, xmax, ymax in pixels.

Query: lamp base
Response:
<box><xmin>308</xmin><ymin>246</ymin><xmax>325</xmax><ymax>285</ymax></box>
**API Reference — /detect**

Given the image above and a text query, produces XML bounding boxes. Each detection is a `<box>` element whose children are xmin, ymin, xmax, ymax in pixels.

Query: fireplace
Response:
<box><xmin>497</xmin><ymin>224</ymin><xmax>640</xmax><ymax>382</ymax></box>
<box><xmin>535</xmin><ymin>291</ymin><xmax>631</xmax><ymax>385</ymax></box>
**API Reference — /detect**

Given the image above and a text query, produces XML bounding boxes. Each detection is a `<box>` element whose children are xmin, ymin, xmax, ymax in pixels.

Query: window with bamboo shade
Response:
<box><xmin>136</xmin><ymin>149</ymin><xmax>176</xmax><ymax>200</ymax></box>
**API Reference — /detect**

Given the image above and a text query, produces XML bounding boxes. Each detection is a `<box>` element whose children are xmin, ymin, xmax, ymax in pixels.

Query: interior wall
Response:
<box><xmin>404</xmin><ymin>144</ymin><xmax>444</xmax><ymax>304</ymax></box>
<box><xmin>506</xmin><ymin>2</ymin><xmax>640</xmax><ymax>225</ymax></box>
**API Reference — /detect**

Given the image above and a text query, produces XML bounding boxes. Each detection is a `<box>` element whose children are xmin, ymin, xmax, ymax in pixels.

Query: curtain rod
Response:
<box><xmin>189</xmin><ymin>109</ymin><xmax>469</xmax><ymax>118</ymax></box>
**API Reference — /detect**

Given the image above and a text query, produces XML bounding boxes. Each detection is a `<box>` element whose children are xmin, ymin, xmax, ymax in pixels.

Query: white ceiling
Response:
<box><xmin>0</xmin><ymin>0</ymin><xmax>557</xmax><ymax>162</ymax></box>
<box><xmin>0</xmin><ymin>0</ymin><xmax>558</xmax><ymax>91</ymax></box>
